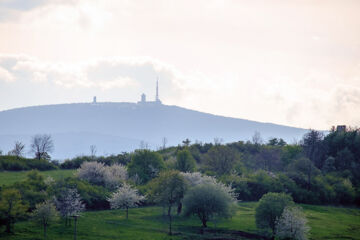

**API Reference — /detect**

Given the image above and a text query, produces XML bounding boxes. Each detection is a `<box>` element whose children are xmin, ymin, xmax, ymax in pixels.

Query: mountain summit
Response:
<box><xmin>0</xmin><ymin>102</ymin><xmax>308</xmax><ymax>159</ymax></box>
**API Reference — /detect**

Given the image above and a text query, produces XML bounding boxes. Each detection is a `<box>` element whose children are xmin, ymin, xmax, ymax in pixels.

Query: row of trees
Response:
<box><xmin>1</xmin><ymin>134</ymin><xmax>54</xmax><ymax>160</ymax></box>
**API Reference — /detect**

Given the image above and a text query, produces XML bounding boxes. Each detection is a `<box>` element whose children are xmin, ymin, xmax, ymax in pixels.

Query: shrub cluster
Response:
<box><xmin>0</xmin><ymin>156</ymin><xmax>57</xmax><ymax>171</ymax></box>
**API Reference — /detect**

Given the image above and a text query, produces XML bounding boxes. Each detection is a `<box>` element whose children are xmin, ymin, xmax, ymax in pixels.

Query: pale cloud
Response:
<box><xmin>0</xmin><ymin>0</ymin><xmax>359</xmax><ymax>129</ymax></box>
<box><xmin>0</xmin><ymin>54</ymin><xmax>189</xmax><ymax>98</ymax></box>
<box><xmin>0</xmin><ymin>66</ymin><xmax>15</xmax><ymax>82</ymax></box>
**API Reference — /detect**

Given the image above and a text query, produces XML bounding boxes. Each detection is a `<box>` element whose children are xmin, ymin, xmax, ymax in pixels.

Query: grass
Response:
<box><xmin>0</xmin><ymin>169</ymin><xmax>75</xmax><ymax>186</ymax></box>
<box><xmin>0</xmin><ymin>170</ymin><xmax>359</xmax><ymax>239</ymax></box>
<box><xmin>0</xmin><ymin>202</ymin><xmax>359</xmax><ymax>240</ymax></box>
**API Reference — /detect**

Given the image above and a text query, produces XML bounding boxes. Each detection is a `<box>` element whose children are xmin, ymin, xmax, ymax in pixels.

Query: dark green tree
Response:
<box><xmin>148</xmin><ymin>170</ymin><xmax>187</xmax><ymax>235</ymax></box>
<box><xmin>204</xmin><ymin>145</ymin><xmax>241</xmax><ymax>176</ymax></box>
<box><xmin>302</xmin><ymin>130</ymin><xmax>325</xmax><ymax>168</ymax></box>
<box><xmin>255</xmin><ymin>192</ymin><xmax>294</xmax><ymax>237</ymax></box>
<box><xmin>128</xmin><ymin>150</ymin><xmax>165</xmax><ymax>184</ymax></box>
<box><xmin>183</xmin><ymin>184</ymin><xmax>234</xmax><ymax>231</ymax></box>
<box><xmin>175</xmin><ymin>149</ymin><xmax>196</xmax><ymax>172</ymax></box>
<box><xmin>286</xmin><ymin>158</ymin><xmax>320</xmax><ymax>190</ymax></box>
<box><xmin>0</xmin><ymin>189</ymin><xmax>28</xmax><ymax>233</ymax></box>
<box><xmin>12</xmin><ymin>170</ymin><xmax>48</xmax><ymax>209</ymax></box>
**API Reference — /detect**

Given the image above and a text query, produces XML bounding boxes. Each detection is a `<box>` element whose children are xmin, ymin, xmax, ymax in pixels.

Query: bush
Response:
<box><xmin>0</xmin><ymin>156</ymin><xmax>57</xmax><ymax>171</ymax></box>
<box><xmin>60</xmin><ymin>156</ymin><xmax>92</xmax><ymax>169</ymax></box>
<box><xmin>76</xmin><ymin>162</ymin><xmax>128</xmax><ymax>189</ymax></box>
<box><xmin>183</xmin><ymin>183</ymin><xmax>235</xmax><ymax>229</ymax></box>
<box><xmin>255</xmin><ymin>192</ymin><xmax>294</xmax><ymax>236</ymax></box>
<box><xmin>275</xmin><ymin>206</ymin><xmax>310</xmax><ymax>240</ymax></box>
<box><xmin>77</xmin><ymin>161</ymin><xmax>106</xmax><ymax>185</ymax></box>
<box><xmin>50</xmin><ymin>177</ymin><xmax>110</xmax><ymax>210</ymax></box>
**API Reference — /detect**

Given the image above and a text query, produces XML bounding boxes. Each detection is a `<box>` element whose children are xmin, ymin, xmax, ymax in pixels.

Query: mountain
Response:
<box><xmin>0</xmin><ymin>102</ymin><xmax>309</xmax><ymax>159</ymax></box>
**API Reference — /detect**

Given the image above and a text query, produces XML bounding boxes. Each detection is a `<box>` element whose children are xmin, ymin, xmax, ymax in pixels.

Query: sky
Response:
<box><xmin>0</xmin><ymin>0</ymin><xmax>359</xmax><ymax>130</ymax></box>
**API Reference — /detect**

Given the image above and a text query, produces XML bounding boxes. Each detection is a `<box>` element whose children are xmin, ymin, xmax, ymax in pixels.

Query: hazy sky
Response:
<box><xmin>0</xmin><ymin>0</ymin><xmax>359</xmax><ymax>129</ymax></box>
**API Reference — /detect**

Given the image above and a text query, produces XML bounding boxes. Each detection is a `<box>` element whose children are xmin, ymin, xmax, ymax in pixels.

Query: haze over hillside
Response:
<box><xmin>0</xmin><ymin>99</ymin><xmax>310</xmax><ymax>160</ymax></box>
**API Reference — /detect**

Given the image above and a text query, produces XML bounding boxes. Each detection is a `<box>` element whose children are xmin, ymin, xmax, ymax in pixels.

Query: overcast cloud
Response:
<box><xmin>0</xmin><ymin>0</ymin><xmax>359</xmax><ymax>129</ymax></box>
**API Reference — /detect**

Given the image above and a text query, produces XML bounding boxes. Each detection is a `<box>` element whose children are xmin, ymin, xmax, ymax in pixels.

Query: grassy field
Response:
<box><xmin>0</xmin><ymin>202</ymin><xmax>359</xmax><ymax>240</ymax></box>
<box><xmin>0</xmin><ymin>169</ymin><xmax>75</xmax><ymax>186</ymax></box>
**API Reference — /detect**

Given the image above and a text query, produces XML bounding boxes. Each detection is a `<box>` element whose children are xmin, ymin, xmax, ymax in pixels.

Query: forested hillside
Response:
<box><xmin>0</xmin><ymin>127</ymin><xmax>359</xmax><ymax>239</ymax></box>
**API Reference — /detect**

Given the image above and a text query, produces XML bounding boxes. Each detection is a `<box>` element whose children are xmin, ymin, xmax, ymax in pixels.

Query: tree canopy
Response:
<box><xmin>128</xmin><ymin>150</ymin><xmax>165</xmax><ymax>184</ymax></box>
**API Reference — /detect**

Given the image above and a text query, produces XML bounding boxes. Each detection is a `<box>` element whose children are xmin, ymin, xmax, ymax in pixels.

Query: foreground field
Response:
<box><xmin>0</xmin><ymin>169</ymin><xmax>75</xmax><ymax>186</ymax></box>
<box><xmin>0</xmin><ymin>202</ymin><xmax>359</xmax><ymax>240</ymax></box>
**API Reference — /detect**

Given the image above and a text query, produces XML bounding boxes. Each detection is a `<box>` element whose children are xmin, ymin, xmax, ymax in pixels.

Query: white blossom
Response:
<box><xmin>77</xmin><ymin>161</ymin><xmax>106</xmax><ymax>185</ymax></box>
<box><xmin>108</xmin><ymin>183</ymin><xmax>144</xmax><ymax>219</ymax></box>
<box><xmin>55</xmin><ymin>188</ymin><xmax>85</xmax><ymax>219</ymax></box>
<box><xmin>275</xmin><ymin>206</ymin><xmax>310</xmax><ymax>240</ymax></box>
<box><xmin>180</xmin><ymin>172</ymin><xmax>237</xmax><ymax>200</ymax></box>
<box><xmin>77</xmin><ymin>161</ymin><xmax>128</xmax><ymax>188</ymax></box>
<box><xmin>44</xmin><ymin>176</ymin><xmax>55</xmax><ymax>186</ymax></box>
<box><xmin>104</xmin><ymin>164</ymin><xmax>128</xmax><ymax>189</ymax></box>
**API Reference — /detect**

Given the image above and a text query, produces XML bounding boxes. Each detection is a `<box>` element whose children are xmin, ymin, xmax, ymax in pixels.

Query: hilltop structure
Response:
<box><xmin>138</xmin><ymin>80</ymin><xmax>162</xmax><ymax>105</ymax></box>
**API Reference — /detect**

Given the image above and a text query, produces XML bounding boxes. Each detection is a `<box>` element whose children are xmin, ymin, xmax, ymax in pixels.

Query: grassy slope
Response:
<box><xmin>0</xmin><ymin>169</ymin><xmax>75</xmax><ymax>186</ymax></box>
<box><xmin>0</xmin><ymin>202</ymin><xmax>359</xmax><ymax>240</ymax></box>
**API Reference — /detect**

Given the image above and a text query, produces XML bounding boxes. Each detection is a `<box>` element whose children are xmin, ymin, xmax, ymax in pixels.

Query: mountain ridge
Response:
<box><xmin>0</xmin><ymin>102</ymin><xmax>309</xmax><ymax>159</ymax></box>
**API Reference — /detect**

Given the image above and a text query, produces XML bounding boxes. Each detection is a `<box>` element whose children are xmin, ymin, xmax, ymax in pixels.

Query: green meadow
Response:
<box><xmin>0</xmin><ymin>169</ymin><xmax>75</xmax><ymax>186</ymax></box>
<box><xmin>0</xmin><ymin>201</ymin><xmax>359</xmax><ymax>240</ymax></box>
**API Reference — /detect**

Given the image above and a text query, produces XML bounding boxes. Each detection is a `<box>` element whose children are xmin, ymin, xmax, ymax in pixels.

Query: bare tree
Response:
<box><xmin>213</xmin><ymin>137</ymin><xmax>223</xmax><ymax>145</ymax></box>
<box><xmin>139</xmin><ymin>140</ymin><xmax>149</xmax><ymax>150</ymax></box>
<box><xmin>8</xmin><ymin>141</ymin><xmax>25</xmax><ymax>159</ymax></box>
<box><xmin>161</xmin><ymin>137</ymin><xmax>168</xmax><ymax>150</ymax></box>
<box><xmin>31</xmin><ymin>134</ymin><xmax>54</xmax><ymax>160</ymax></box>
<box><xmin>90</xmin><ymin>145</ymin><xmax>97</xmax><ymax>159</ymax></box>
<box><xmin>252</xmin><ymin>131</ymin><xmax>263</xmax><ymax>145</ymax></box>
<box><xmin>182</xmin><ymin>138</ymin><xmax>191</xmax><ymax>147</ymax></box>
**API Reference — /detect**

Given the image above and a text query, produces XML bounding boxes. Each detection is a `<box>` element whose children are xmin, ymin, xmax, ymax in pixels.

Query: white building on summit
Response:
<box><xmin>138</xmin><ymin>80</ymin><xmax>162</xmax><ymax>104</ymax></box>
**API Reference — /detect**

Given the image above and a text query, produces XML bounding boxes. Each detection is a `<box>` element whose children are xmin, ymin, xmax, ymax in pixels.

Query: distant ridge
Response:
<box><xmin>0</xmin><ymin>102</ymin><xmax>309</xmax><ymax>159</ymax></box>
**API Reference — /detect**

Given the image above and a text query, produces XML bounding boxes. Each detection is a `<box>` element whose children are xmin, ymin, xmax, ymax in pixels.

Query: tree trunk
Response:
<box><xmin>5</xmin><ymin>221</ymin><xmax>11</xmax><ymax>233</ymax></box>
<box><xmin>177</xmin><ymin>202</ymin><xmax>182</xmax><ymax>215</ymax></box>
<box><xmin>126</xmin><ymin>207</ymin><xmax>129</xmax><ymax>219</ymax></box>
<box><xmin>74</xmin><ymin>216</ymin><xmax>77</xmax><ymax>240</ymax></box>
<box><xmin>44</xmin><ymin>224</ymin><xmax>47</xmax><ymax>240</ymax></box>
<box><xmin>201</xmin><ymin>218</ymin><xmax>207</xmax><ymax>228</ymax></box>
<box><xmin>168</xmin><ymin>205</ymin><xmax>172</xmax><ymax>235</ymax></box>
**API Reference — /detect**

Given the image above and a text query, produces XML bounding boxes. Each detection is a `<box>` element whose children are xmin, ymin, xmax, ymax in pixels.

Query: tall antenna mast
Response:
<box><xmin>156</xmin><ymin>77</ymin><xmax>159</xmax><ymax>101</ymax></box>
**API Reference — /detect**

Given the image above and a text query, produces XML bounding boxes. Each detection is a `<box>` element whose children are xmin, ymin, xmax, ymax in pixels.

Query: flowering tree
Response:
<box><xmin>77</xmin><ymin>162</ymin><xmax>128</xmax><ymax>188</ymax></box>
<box><xmin>54</xmin><ymin>188</ymin><xmax>85</xmax><ymax>226</ymax></box>
<box><xmin>31</xmin><ymin>200</ymin><xmax>59</xmax><ymax>240</ymax></box>
<box><xmin>104</xmin><ymin>164</ymin><xmax>128</xmax><ymax>189</ymax></box>
<box><xmin>180</xmin><ymin>172</ymin><xmax>236</xmax><ymax>199</ymax></box>
<box><xmin>275</xmin><ymin>206</ymin><xmax>310</xmax><ymax>240</ymax></box>
<box><xmin>77</xmin><ymin>161</ymin><xmax>106</xmax><ymax>185</ymax></box>
<box><xmin>108</xmin><ymin>183</ymin><xmax>144</xmax><ymax>219</ymax></box>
